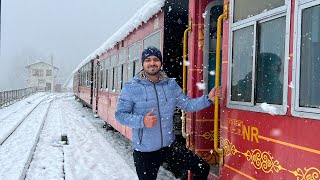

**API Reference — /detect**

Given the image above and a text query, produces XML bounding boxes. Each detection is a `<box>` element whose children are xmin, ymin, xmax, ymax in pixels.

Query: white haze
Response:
<box><xmin>0</xmin><ymin>0</ymin><xmax>150</xmax><ymax>91</ymax></box>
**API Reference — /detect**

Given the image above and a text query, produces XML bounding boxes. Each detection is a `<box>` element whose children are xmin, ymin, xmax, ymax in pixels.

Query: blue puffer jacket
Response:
<box><xmin>115</xmin><ymin>71</ymin><xmax>213</xmax><ymax>152</ymax></box>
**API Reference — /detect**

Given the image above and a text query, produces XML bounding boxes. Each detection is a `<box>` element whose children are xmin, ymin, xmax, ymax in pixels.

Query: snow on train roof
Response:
<box><xmin>64</xmin><ymin>0</ymin><xmax>165</xmax><ymax>88</ymax></box>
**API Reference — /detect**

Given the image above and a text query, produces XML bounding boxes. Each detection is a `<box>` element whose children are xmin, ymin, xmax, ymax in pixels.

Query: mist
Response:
<box><xmin>0</xmin><ymin>0</ymin><xmax>150</xmax><ymax>91</ymax></box>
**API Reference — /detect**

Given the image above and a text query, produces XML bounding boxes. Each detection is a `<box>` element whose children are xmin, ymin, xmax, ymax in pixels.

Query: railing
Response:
<box><xmin>0</xmin><ymin>87</ymin><xmax>38</xmax><ymax>108</ymax></box>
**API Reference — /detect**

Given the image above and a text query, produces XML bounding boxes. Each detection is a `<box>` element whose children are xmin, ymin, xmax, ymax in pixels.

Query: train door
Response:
<box><xmin>89</xmin><ymin>60</ymin><xmax>94</xmax><ymax>107</ymax></box>
<box><xmin>204</xmin><ymin>1</ymin><xmax>223</xmax><ymax>92</ymax></box>
<box><xmin>203</xmin><ymin>0</ymin><xmax>224</xmax><ymax>177</ymax></box>
<box><xmin>93</xmin><ymin>61</ymin><xmax>100</xmax><ymax>113</ymax></box>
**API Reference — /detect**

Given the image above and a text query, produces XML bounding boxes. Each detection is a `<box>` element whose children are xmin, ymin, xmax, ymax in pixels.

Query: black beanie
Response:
<box><xmin>141</xmin><ymin>46</ymin><xmax>162</xmax><ymax>65</ymax></box>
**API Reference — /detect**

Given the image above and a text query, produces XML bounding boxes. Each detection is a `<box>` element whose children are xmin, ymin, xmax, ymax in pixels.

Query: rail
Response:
<box><xmin>214</xmin><ymin>2</ymin><xmax>228</xmax><ymax>165</ymax></box>
<box><xmin>181</xmin><ymin>19</ymin><xmax>192</xmax><ymax>138</ymax></box>
<box><xmin>0</xmin><ymin>87</ymin><xmax>38</xmax><ymax>108</ymax></box>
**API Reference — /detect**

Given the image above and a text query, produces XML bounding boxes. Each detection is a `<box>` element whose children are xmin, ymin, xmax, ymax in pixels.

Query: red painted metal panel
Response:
<box><xmin>187</xmin><ymin>0</ymin><xmax>220</xmax><ymax>164</ymax></box>
<box><xmin>218</xmin><ymin>0</ymin><xmax>320</xmax><ymax>179</ymax></box>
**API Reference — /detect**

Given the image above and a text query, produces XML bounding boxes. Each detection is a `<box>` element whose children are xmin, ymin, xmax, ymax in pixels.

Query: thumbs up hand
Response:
<box><xmin>143</xmin><ymin>109</ymin><xmax>158</xmax><ymax>128</ymax></box>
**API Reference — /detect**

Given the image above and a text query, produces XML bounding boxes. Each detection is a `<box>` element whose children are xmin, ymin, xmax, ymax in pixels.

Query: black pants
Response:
<box><xmin>133</xmin><ymin>141</ymin><xmax>210</xmax><ymax>180</ymax></box>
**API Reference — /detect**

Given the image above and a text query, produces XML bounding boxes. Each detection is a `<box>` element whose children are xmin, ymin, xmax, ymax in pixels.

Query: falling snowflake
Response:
<box><xmin>270</xmin><ymin>128</ymin><xmax>282</xmax><ymax>136</ymax></box>
<box><xmin>288</xmin><ymin>81</ymin><xmax>294</xmax><ymax>89</ymax></box>
<box><xmin>196</xmin><ymin>82</ymin><xmax>206</xmax><ymax>90</ymax></box>
<box><xmin>184</xmin><ymin>60</ymin><xmax>190</xmax><ymax>66</ymax></box>
<box><xmin>168</xmin><ymin>6</ymin><xmax>172</xmax><ymax>12</ymax></box>
<box><xmin>202</xmin><ymin>11</ymin><xmax>207</xmax><ymax>18</ymax></box>
<box><xmin>210</xmin><ymin>149</ymin><xmax>214</xmax><ymax>154</ymax></box>
<box><xmin>209</xmin><ymin>71</ymin><xmax>216</xmax><ymax>76</ymax></box>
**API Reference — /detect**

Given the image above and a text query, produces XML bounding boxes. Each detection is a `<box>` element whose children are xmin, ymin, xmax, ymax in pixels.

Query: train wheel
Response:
<box><xmin>106</xmin><ymin>124</ymin><xmax>114</xmax><ymax>131</ymax></box>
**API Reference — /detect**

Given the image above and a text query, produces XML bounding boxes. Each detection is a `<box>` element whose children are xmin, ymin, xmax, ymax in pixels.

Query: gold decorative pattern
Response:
<box><xmin>198</xmin><ymin>130</ymin><xmax>214</xmax><ymax>141</ymax></box>
<box><xmin>290</xmin><ymin>167</ymin><xmax>320</xmax><ymax>180</ymax></box>
<box><xmin>243</xmin><ymin>149</ymin><xmax>284</xmax><ymax>173</ymax></box>
<box><xmin>220</xmin><ymin>138</ymin><xmax>320</xmax><ymax>179</ymax></box>
<box><xmin>220</xmin><ymin>138</ymin><xmax>238</xmax><ymax>156</ymax></box>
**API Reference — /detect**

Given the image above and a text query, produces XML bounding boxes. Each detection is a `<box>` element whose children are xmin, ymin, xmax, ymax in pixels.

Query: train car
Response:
<box><xmin>74</xmin><ymin>60</ymin><xmax>94</xmax><ymax>108</ymax></box>
<box><xmin>189</xmin><ymin>0</ymin><xmax>320</xmax><ymax>179</ymax></box>
<box><xmin>73</xmin><ymin>71</ymin><xmax>80</xmax><ymax>99</ymax></box>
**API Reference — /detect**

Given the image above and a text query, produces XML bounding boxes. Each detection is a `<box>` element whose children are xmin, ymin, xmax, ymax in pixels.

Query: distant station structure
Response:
<box><xmin>25</xmin><ymin>61</ymin><xmax>59</xmax><ymax>92</ymax></box>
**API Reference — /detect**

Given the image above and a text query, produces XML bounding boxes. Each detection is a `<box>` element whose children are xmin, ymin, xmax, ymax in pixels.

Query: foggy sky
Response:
<box><xmin>0</xmin><ymin>0</ymin><xmax>150</xmax><ymax>91</ymax></box>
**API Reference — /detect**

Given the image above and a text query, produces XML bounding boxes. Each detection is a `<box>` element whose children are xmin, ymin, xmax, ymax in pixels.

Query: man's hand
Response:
<box><xmin>208</xmin><ymin>86</ymin><xmax>222</xmax><ymax>102</ymax></box>
<box><xmin>144</xmin><ymin>109</ymin><xmax>158</xmax><ymax>128</ymax></box>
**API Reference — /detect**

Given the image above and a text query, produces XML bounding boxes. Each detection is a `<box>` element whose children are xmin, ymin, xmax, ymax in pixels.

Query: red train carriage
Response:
<box><xmin>190</xmin><ymin>0</ymin><xmax>320</xmax><ymax>179</ymax></box>
<box><xmin>74</xmin><ymin>60</ymin><xmax>94</xmax><ymax>108</ymax></box>
<box><xmin>72</xmin><ymin>0</ymin><xmax>320</xmax><ymax>179</ymax></box>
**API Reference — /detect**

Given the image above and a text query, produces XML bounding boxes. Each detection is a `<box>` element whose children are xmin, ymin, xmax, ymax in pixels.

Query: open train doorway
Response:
<box><xmin>203</xmin><ymin>0</ymin><xmax>224</xmax><ymax>178</ymax></box>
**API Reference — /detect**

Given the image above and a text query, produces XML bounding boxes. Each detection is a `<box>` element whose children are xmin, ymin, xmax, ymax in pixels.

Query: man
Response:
<box><xmin>115</xmin><ymin>46</ymin><xmax>222</xmax><ymax>180</ymax></box>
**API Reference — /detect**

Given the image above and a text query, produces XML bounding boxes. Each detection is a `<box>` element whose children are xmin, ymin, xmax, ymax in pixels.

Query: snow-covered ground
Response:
<box><xmin>0</xmin><ymin>92</ymin><xmax>178</xmax><ymax>180</ymax></box>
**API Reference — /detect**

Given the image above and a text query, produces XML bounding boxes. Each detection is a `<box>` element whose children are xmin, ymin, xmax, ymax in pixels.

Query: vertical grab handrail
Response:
<box><xmin>181</xmin><ymin>19</ymin><xmax>192</xmax><ymax>138</ymax></box>
<box><xmin>214</xmin><ymin>3</ymin><xmax>228</xmax><ymax>165</ymax></box>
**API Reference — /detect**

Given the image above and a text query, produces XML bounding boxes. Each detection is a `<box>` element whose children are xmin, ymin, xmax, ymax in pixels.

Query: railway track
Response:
<box><xmin>0</xmin><ymin>94</ymin><xmax>52</xmax><ymax>145</ymax></box>
<box><xmin>0</xmin><ymin>96</ymin><xmax>54</xmax><ymax>180</ymax></box>
<box><xmin>0</xmin><ymin>93</ymin><xmax>48</xmax><ymax>122</ymax></box>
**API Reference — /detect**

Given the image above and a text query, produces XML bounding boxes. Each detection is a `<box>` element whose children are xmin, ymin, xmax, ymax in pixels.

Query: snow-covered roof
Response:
<box><xmin>25</xmin><ymin>61</ymin><xmax>59</xmax><ymax>69</ymax></box>
<box><xmin>64</xmin><ymin>0</ymin><xmax>165</xmax><ymax>88</ymax></box>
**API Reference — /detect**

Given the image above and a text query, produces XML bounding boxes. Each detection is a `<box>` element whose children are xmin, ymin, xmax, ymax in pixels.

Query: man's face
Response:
<box><xmin>143</xmin><ymin>55</ymin><xmax>162</xmax><ymax>76</ymax></box>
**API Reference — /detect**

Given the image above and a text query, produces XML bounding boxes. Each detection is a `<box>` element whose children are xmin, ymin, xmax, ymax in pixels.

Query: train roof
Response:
<box><xmin>64</xmin><ymin>0</ymin><xmax>165</xmax><ymax>88</ymax></box>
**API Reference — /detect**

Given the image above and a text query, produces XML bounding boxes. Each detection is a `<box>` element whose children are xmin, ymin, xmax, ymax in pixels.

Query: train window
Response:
<box><xmin>134</xmin><ymin>60</ymin><xmax>140</xmax><ymax>75</ymax></box>
<box><xmin>129</xmin><ymin>42</ymin><xmax>140</xmax><ymax>61</ymax></box>
<box><xmin>233</xmin><ymin>0</ymin><xmax>285</xmax><ymax>22</ymax></box>
<box><xmin>229</xmin><ymin>0</ymin><xmax>289</xmax><ymax>114</ymax></box>
<box><xmin>85</xmin><ymin>65</ymin><xmax>88</xmax><ymax>87</ymax></box>
<box><xmin>129</xmin><ymin>42</ymin><xmax>141</xmax><ymax>80</ymax></box>
<box><xmin>143</xmin><ymin>31</ymin><xmax>161</xmax><ymax>50</ymax></box>
<box><xmin>231</xmin><ymin>17</ymin><xmax>286</xmax><ymax>105</ymax></box>
<box><xmin>203</xmin><ymin>1</ymin><xmax>224</xmax><ymax>93</ymax></box>
<box><xmin>293</xmin><ymin>1</ymin><xmax>320</xmax><ymax>118</ymax></box>
<box><xmin>105</xmin><ymin>58</ymin><xmax>110</xmax><ymax>90</ymax></box>
<box><xmin>299</xmin><ymin>4</ymin><xmax>320</xmax><ymax>108</ymax></box>
<box><xmin>119</xmin><ymin>49</ymin><xmax>126</xmax><ymax>63</ymax></box>
<box><xmin>256</xmin><ymin>17</ymin><xmax>285</xmax><ymax>105</ymax></box>
<box><xmin>110</xmin><ymin>54</ymin><xmax>117</xmax><ymax>92</ymax></box>
<box><xmin>118</xmin><ymin>49</ymin><xmax>127</xmax><ymax>92</ymax></box>
<box><xmin>100</xmin><ymin>62</ymin><xmax>104</xmax><ymax>90</ymax></box>
<box><xmin>231</xmin><ymin>26</ymin><xmax>254</xmax><ymax>103</ymax></box>
<box><xmin>117</xmin><ymin>64</ymin><xmax>125</xmax><ymax>91</ymax></box>
<box><xmin>128</xmin><ymin>62</ymin><xmax>133</xmax><ymax>79</ymax></box>
<box><xmin>111</xmin><ymin>68</ymin><xmax>115</xmax><ymax>91</ymax></box>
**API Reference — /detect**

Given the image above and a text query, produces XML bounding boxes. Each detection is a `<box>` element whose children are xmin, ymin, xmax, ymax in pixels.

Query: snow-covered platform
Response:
<box><xmin>0</xmin><ymin>93</ymin><xmax>138</xmax><ymax>180</ymax></box>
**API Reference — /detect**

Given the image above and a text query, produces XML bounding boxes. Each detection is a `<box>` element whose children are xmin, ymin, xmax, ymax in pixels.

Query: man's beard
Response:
<box><xmin>144</xmin><ymin>66</ymin><xmax>160</xmax><ymax>76</ymax></box>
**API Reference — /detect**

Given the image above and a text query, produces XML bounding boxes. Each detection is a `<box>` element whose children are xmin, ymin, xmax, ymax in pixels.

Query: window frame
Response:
<box><xmin>142</xmin><ymin>30</ymin><xmax>162</xmax><ymax>50</ymax></box>
<box><xmin>117</xmin><ymin>48</ymin><xmax>127</xmax><ymax>92</ymax></box>
<box><xmin>203</xmin><ymin>0</ymin><xmax>224</xmax><ymax>95</ymax></box>
<box><xmin>99</xmin><ymin>61</ymin><xmax>104</xmax><ymax>90</ymax></box>
<box><xmin>110</xmin><ymin>54</ymin><xmax>117</xmax><ymax>92</ymax></box>
<box><xmin>292</xmin><ymin>0</ymin><xmax>320</xmax><ymax>119</ymax></box>
<box><xmin>104</xmin><ymin>57</ymin><xmax>111</xmax><ymax>91</ymax></box>
<box><xmin>128</xmin><ymin>41</ymin><xmax>141</xmax><ymax>80</ymax></box>
<box><xmin>227</xmin><ymin>0</ymin><xmax>291</xmax><ymax>115</ymax></box>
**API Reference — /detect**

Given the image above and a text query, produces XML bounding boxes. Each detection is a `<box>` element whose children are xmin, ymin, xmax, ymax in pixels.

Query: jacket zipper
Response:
<box><xmin>153</xmin><ymin>84</ymin><xmax>163</xmax><ymax>148</ymax></box>
<box><xmin>139</xmin><ymin>129</ymin><xmax>143</xmax><ymax>144</ymax></box>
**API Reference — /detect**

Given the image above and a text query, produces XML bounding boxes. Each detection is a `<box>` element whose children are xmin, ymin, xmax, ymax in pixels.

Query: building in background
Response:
<box><xmin>25</xmin><ymin>61</ymin><xmax>59</xmax><ymax>92</ymax></box>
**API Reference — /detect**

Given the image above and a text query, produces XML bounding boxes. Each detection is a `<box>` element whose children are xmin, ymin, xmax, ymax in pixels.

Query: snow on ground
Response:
<box><xmin>0</xmin><ymin>93</ymin><xmax>178</xmax><ymax>180</ymax></box>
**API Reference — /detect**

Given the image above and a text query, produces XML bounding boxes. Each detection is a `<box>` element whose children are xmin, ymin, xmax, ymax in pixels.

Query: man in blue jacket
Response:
<box><xmin>115</xmin><ymin>46</ymin><xmax>221</xmax><ymax>180</ymax></box>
